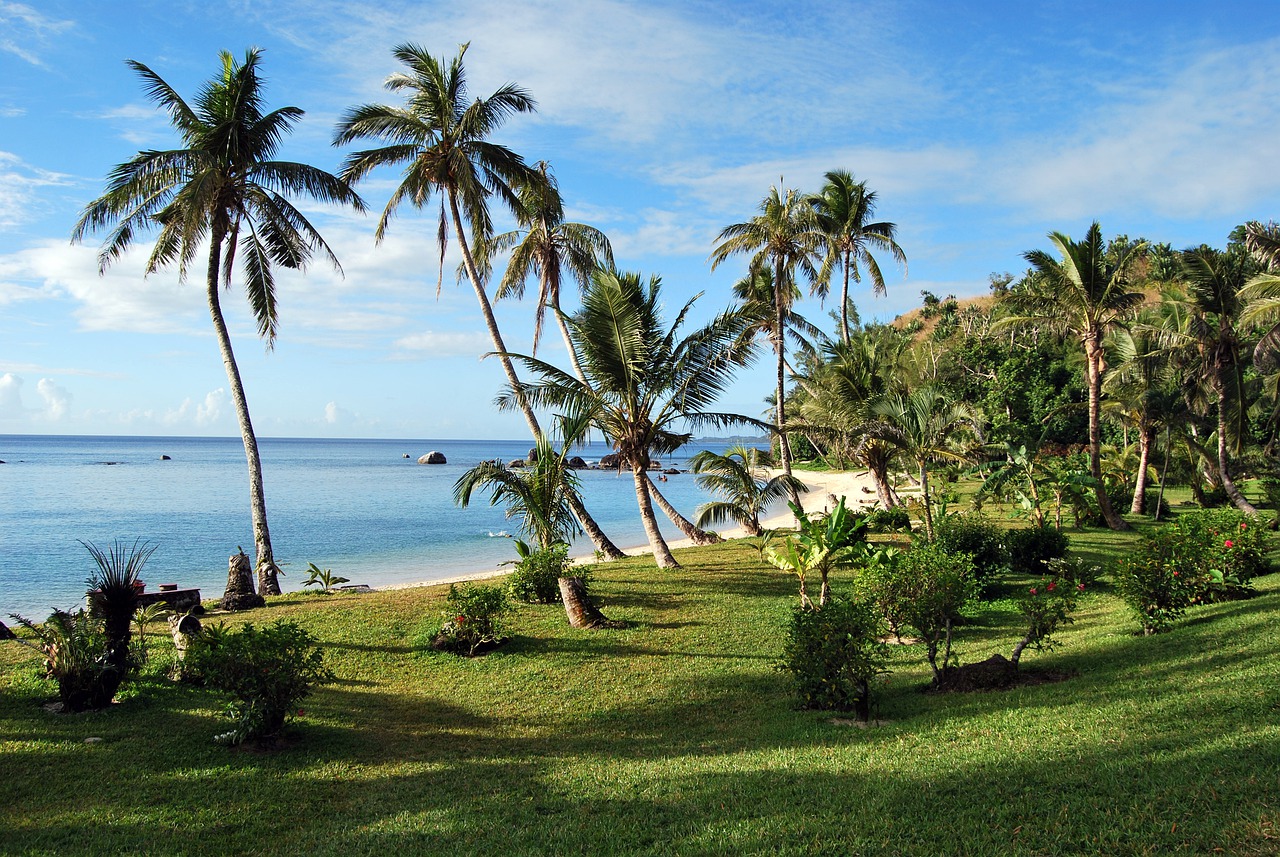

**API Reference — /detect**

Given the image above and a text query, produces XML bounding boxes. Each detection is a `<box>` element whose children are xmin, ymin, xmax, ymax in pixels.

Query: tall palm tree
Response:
<box><xmin>870</xmin><ymin>386</ymin><xmax>976</xmax><ymax>539</ymax></box>
<box><xmin>487</xmin><ymin>161</ymin><xmax>613</xmax><ymax>373</ymax></box>
<box><xmin>809</xmin><ymin>170</ymin><xmax>907</xmax><ymax>345</ymax></box>
<box><xmin>72</xmin><ymin>49</ymin><xmax>364</xmax><ymax>595</ymax></box>
<box><xmin>1160</xmin><ymin>247</ymin><xmax>1260</xmax><ymax>514</ymax></box>
<box><xmin>502</xmin><ymin>269</ymin><xmax>755</xmax><ymax>568</ymax></box>
<box><xmin>999</xmin><ymin>223</ymin><xmax>1147</xmax><ymax>530</ymax></box>
<box><xmin>711</xmin><ymin>185</ymin><xmax>826</xmax><ymax>511</ymax></box>
<box><xmin>689</xmin><ymin>445</ymin><xmax>806</xmax><ymax>537</ymax></box>
<box><xmin>333</xmin><ymin>43</ymin><xmax>624</xmax><ymax>559</ymax></box>
<box><xmin>1242</xmin><ymin>221</ymin><xmax>1280</xmax><ymax>373</ymax></box>
<box><xmin>1103</xmin><ymin>321</ymin><xmax>1177</xmax><ymax>514</ymax></box>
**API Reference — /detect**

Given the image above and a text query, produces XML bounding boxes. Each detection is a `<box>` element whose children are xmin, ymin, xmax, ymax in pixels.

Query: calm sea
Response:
<box><xmin>0</xmin><ymin>435</ymin><xmax>741</xmax><ymax>619</ymax></box>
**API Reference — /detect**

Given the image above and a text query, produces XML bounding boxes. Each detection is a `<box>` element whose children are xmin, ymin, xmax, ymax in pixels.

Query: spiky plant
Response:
<box><xmin>83</xmin><ymin>539</ymin><xmax>157</xmax><ymax>681</ymax></box>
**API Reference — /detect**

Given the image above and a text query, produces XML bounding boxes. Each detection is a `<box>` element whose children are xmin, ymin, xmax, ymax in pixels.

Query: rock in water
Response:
<box><xmin>221</xmin><ymin>550</ymin><xmax>265</xmax><ymax>611</ymax></box>
<box><xmin>567</xmin><ymin>456</ymin><xmax>588</xmax><ymax>469</ymax></box>
<box><xmin>527</xmin><ymin>447</ymin><xmax>539</xmax><ymax>463</ymax></box>
<box><xmin>599</xmin><ymin>453</ymin><xmax>621</xmax><ymax>469</ymax></box>
<box><xmin>159</xmin><ymin>455</ymin><xmax>171</xmax><ymax>460</ymax></box>
<box><xmin>417</xmin><ymin>451</ymin><xmax>447</xmax><ymax>464</ymax></box>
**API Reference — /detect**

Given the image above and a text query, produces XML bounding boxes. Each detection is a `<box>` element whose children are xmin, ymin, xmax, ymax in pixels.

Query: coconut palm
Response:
<box><xmin>334</xmin><ymin>43</ymin><xmax>624</xmax><ymax>560</ymax></box>
<box><xmin>1242</xmin><ymin>221</ymin><xmax>1280</xmax><ymax>373</ymax></box>
<box><xmin>1104</xmin><ymin>321</ymin><xmax>1178</xmax><ymax>514</ymax></box>
<box><xmin>72</xmin><ymin>49</ymin><xmax>364</xmax><ymax>594</ymax></box>
<box><xmin>502</xmin><ymin>269</ymin><xmax>755</xmax><ymax>568</ymax></box>
<box><xmin>486</xmin><ymin>161</ymin><xmax>613</xmax><ymax>372</ymax></box>
<box><xmin>711</xmin><ymin>185</ymin><xmax>826</xmax><ymax>511</ymax></box>
<box><xmin>1158</xmin><ymin>247</ymin><xmax>1260</xmax><ymax>514</ymax></box>
<box><xmin>870</xmin><ymin>387</ymin><xmax>977</xmax><ymax>539</ymax></box>
<box><xmin>999</xmin><ymin>223</ymin><xmax>1147</xmax><ymax>531</ymax></box>
<box><xmin>809</xmin><ymin>170</ymin><xmax>907</xmax><ymax>345</ymax></box>
<box><xmin>689</xmin><ymin>445</ymin><xmax>807</xmax><ymax>537</ymax></box>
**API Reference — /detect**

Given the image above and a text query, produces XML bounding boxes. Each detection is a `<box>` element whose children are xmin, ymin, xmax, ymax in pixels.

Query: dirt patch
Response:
<box><xmin>934</xmin><ymin>654</ymin><xmax>1074</xmax><ymax>693</ymax></box>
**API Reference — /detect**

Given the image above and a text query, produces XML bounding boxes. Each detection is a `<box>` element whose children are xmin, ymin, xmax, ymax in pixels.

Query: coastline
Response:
<box><xmin>374</xmin><ymin>467</ymin><xmax>884</xmax><ymax>593</ymax></box>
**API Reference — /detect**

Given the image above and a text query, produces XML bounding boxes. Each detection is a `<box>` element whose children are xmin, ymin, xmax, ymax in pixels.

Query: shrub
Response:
<box><xmin>865</xmin><ymin>506</ymin><xmax>912</xmax><ymax>533</ymax></box>
<box><xmin>779</xmin><ymin>598</ymin><xmax>888</xmax><ymax>719</ymax></box>
<box><xmin>1170</xmin><ymin>509</ymin><xmax>1271</xmax><ymax>592</ymax></box>
<box><xmin>507</xmin><ymin>542</ymin><xmax>578</xmax><ymax>604</ymax></box>
<box><xmin>1114</xmin><ymin>530</ymin><xmax>1199</xmax><ymax>634</ymax></box>
<box><xmin>186</xmin><ymin>620</ymin><xmax>333</xmax><ymax>744</ymax></box>
<box><xmin>302</xmin><ymin>563</ymin><xmax>350</xmax><ymax>594</ymax></box>
<box><xmin>432</xmin><ymin>583</ymin><xmax>509</xmax><ymax>655</ymax></box>
<box><xmin>1006</xmin><ymin>524</ymin><xmax>1069</xmax><ymax>575</ymax></box>
<box><xmin>932</xmin><ymin>513</ymin><xmax>1009</xmax><ymax>592</ymax></box>
<box><xmin>1011</xmin><ymin>576</ymin><xmax>1085</xmax><ymax>667</ymax></box>
<box><xmin>857</xmin><ymin>542</ymin><xmax>977</xmax><ymax>686</ymax></box>
<box><xmin>8</xmin><ymin>609</ymin><xmax>119</xmax><ymax>712</ymax></box>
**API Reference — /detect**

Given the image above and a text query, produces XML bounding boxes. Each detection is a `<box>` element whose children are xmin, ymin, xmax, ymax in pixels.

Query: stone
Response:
<box><xmin>663</xmin><ymin>468</ymin><xmax>680</xmax><ymax>475</ymax></box>
<box><xmin>599</xmin><ymin>453</ymin><xmax>622</xmax><ymax>469</ymax></box>
<box><xmin>402</xmin><ymin>453</ymin><xmax>411</xmax><ymax>459</ymax></box>
<box><xmin>417</xmin><ymin>451</ymin><xmax>447</xmax><ymax>464</ymax></box>
<box><xmin>220</xmin><ymin>550</ymin><xmax>265</xmax><ymax>611</ymax></box>
<box><xmin>527</xmin><ymin>447</ymin><xmax>539</xmax><ymax>463</ymax></box>
<box><xmin>508</xmin><ymin>459</ymin><xmax>526</xmax><ymax>468</ymax></box>
<box><xmin>159</xmin><ymin>455</ymin><xmax>171</xmax><ymax>461</ymax></box>
<box><xmin>567</xmin><ymin>456</ymin><xmax>588</xmax><ymax>469</ymax></box>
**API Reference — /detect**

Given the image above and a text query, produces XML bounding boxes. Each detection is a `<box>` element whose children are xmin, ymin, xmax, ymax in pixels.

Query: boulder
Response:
<box><xmin>663</xmin><ymin>468</ymin><xmax>680</xmax><ymax>475</ymax></box>
<box><xmin>220</xmin><ymin>550</ymin><xmax>265</xmax><ymax>611</ymax></box>
<box><xmin>567</xmin><ymin>456</ymin><xmax>589</xmax><ymax>469</ymax></box>
<box><xmin>402</xmin><ymin>453</ymin><xmax>411</xmax><ymax>459</ymax></box>
<box><xmin>417</xmin><ymin>451</ymin><xmax>447</xmax><ymax>465</ymax></box>
<box><xmin>159</xmin><ymin>454</ymin><xmax>171</xmax><ymax>461</ymax></box>
<box><xmin>527</xmin><ymin>447</ymin><xmax>539</xmax><ymax>463</ymax></box>
<box><xmin>599</xmin><ymin>453</ymin><xmax>622</xmax><ymax>469</ymax></box>
<box><xmin>508</xmin><ymin>459</ymin><xmax>526</xmax><ymax>468</ymax></box>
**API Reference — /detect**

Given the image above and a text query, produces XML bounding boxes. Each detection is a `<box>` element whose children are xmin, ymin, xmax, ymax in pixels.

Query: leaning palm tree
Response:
<box><xmin>72</xmin><ymin>49</ymin><xmax>364</xmax><ymax>595</ymax></box>
<box><xmin>997</xmin><ymin>223</ymin><xmax>1147</xmax><ymax>531</ymax></box>
<box><xmin>487</xmin><ymin>161</ymin><xmax>613</xmax><ymax>372</ymax></box>
<box><xmin>334</xmin><ymin>43</ymin><xmax>624</xmax><ymax>559</ymax></box>
<box><xmin>502</xmin><ymin>269</ymin><xmax>756</xmax><ymax>568</ymax></box>
<box><xmin>711</xmin><ymin>185</ymin><xmax>826</xmax><ymax>511</ymax></box>
<box><xmin>689</xmin><ymin>445</ymin><xmax>806</xmax><ymax>537</ymax></box>
<box><xmin>809</xmin><ymin>170</ymin><xmax>907</xmax><ymax>345</ymax></box>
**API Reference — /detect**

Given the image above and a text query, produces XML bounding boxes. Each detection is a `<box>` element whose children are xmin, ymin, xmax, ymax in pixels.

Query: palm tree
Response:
<box><xmin>999</xmin><ymin>223</ymin><xmax>1147</xmax><ymax>531</ymax></box>
<box><xmin>334</xmin><ymin>43</ymin><xmax>624</xmax><ymax>560</ymax></box>
<box><xmin>502</xmin><ymin>269</ymin><xmax>755</xmax><ymax>568</ymax></box>
<box><xmin>711</xmin><ymin>185</ymin><xmax>826</xmax><ymax>511</ymax></box>
<box><xmin>689</xmin><ymin>445</ymin><xmax>807</xmax><ymax>537</ymax></box>
<box><xmin>809</xmin><ymin>170</ymin><xmax>907</xmax><ymax>345</ymax></box>
<box><xmin>1242</xmin><ymin>221</ymin><xmax>1280</xmax><ymax>373</ymax></box>
<box><xmin>870</xmin><ymin>387</ymin><xmax>976</xmax><ymax>539</ymax></box>
<box><xmin>72</xmin><ymin>49</ymin><xmax>364</xmax><ymax>595</ymax></box>
<box><xmin>1104</xmin><ymin>321</ymin><xmax>1178</xmax><ymax>514</ymax></box>
<box><xmin>1160</xmin><ymin>247</ymin><xmax>1260</xmax><ymax>514</ymax></box>
<box><xmin>486</xmin><ymin>161</ymin><xmax>613</xmax><ymax>373</ymax></box>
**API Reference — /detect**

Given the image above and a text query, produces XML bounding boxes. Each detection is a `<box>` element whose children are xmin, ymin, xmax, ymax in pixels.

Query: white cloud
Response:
<box><xmin>0</xmin><ymin>3</ymin><xmax>74</xmax><ymax>68</ymax></box>
<box><xmin>164</xmin><ymin>388</ymin><xmax>228</xmax><ymax>427</ymax></box>
<box><xmin>0</xmin><ymin>372</ymin><xmax>24</xmax><ymax>419</ymax></box>
<box><xmin>0</xmin><ymin>151</ymin><xmax>75</xmax><ymax>228</ymax></box>
<box><xmin>392</xmin><ymin>330</ymin><xmax>491</xmax><ymax>357</ymax></box>
<box><xmin>35</xmin><ymin>377</ymin><xmax>69</xmax><ymax>420</ymax></box>
<box><xmin>323</xmin><ymin>400</ymin><xmax>351</xmax><ymax>425</ymax></box>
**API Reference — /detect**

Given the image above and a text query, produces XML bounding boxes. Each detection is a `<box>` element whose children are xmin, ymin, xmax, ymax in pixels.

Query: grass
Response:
<box><xmin>1</xmin><ymin>525</ymin><xmax>1278</xmax><ymax>856</ymax></box>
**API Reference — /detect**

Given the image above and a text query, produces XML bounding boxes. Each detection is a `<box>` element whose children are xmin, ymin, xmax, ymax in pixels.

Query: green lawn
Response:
<box><xmin>2</xmin><ymin>529</ymin><xmax>1278</xmax><ymax>856</ymax></box>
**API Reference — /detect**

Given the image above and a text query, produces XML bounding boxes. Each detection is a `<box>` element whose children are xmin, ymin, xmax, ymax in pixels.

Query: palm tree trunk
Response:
<box><xmin>862</xmin><ymin>442</ymin><xmax>898</xmax><ymax>508</ymax></box>
<box><xmin>1130</xmin><ymin>424</ymin><xmax>1153</xmax><ymax>515</ymax></box>
<box><xmin>919</xmin><ymin>460</ymin><xmax>934</xmax><ymax>539</ymax></box>
<box><xmin>645</xmin><ymin>473</ymin><xmax>721</xmax><ymax>544</ymax></box>
<box><xmin>840</xmin><ymin>249</ymin><xmax>852</xmax><ymax>346</ymax></box>
<box><xmin>205</xmin><ymin>225</ymin><xmax>281</xmax><ymax>595</ymax></box>
<box><xmin>633</xmin><ymin>464</ymin><xmax>678</xmax><ymax>567</ymax></box>
<box><xmin>449</xmin><ymin>195</ymin><xmax>624</xmax><ymax>557</ymax></box>
<box><xmin>773</xmin><ymin>268</ymin><xmax>804</xmax><ymax>519</ymax></box>
<box><xmin>1216</xmin><ymin>379</ymin><xmax>1259</xmax><ymax>515</ymax></box>
<box><xmin>1085</xmin><ymin>335</ymin><xmax>1128</xmax><ymax>530</ymax></box>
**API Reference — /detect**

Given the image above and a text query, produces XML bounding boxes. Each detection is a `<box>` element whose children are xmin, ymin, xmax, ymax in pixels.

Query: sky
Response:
<box><xmin>2</xmin><ymin>0</ymin><xmax>1279</xmax><ymax>440</ymax></box>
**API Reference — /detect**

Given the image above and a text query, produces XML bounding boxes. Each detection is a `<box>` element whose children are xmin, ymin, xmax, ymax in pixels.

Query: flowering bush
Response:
<box><xmin>780</xmin><ymin>598</ymin><xmax>888</xmax><ymax>718</ymax></box>
<box><xmin>432</xmin><ymin>583</ymin><xmax>509</xmax><ymax>655</ymax></box>
<box><xmin>1169</xmin><ymin>509</ymin><xmax>1271</xmax><ymax>599</ymax></box>
<box><xmin>1011</xmin><ymin>577</ymin><xmax>1084</xmax><ymax>666</ymax></box>
<box><xmin>186</xmin><ymin>620</ymin><xmax>333</xmax><ymax>745</ymax></box>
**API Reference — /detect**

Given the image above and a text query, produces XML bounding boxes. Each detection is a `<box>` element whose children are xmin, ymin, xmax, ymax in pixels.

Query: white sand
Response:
<box><xmin>377</xmin><ymin>467</ymin><xmax>890</xmax><ymax>591</ymax></box>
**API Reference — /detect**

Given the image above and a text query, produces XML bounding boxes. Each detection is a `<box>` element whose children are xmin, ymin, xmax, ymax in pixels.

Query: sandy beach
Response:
<box><xmin>380</xmin><ymin>467</ymin><xmax>888</xmax><ymax>591</ymax></box>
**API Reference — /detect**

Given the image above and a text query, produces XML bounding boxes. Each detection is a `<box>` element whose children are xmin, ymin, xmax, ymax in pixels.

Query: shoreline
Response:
<box><xmin>373</xmin><ymin>467</ymin><xmax>884</xmax><ymax>593</ymax></box>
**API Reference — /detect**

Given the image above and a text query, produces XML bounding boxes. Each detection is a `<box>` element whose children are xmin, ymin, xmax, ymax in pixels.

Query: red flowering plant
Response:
<box><xmin>431</xmin><ymin>583</ymin><xmax>509</xmax><ymax>656</ymax></box>
<box><xmin>1011</xmin><ymin>575</ymin><xmax>1084</xmax><ymax>668</ymax></box>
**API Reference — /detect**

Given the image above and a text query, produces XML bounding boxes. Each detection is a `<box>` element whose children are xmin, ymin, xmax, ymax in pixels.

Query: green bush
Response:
<box><xmin>9</xmin><ymin>609</ymin><xmax>120</xmax><ymax>712</ymax></box>
<box><xmin>857</xmin><ymin>542</ymin><xmax>976</xmax><ymax>685</ymax></box>
<box><xmin>186</xmin><ymin>620</ymin><xmax>333</xmax><ymax>744</ymax></box>
<box><xmin>433</xmin><ymin>583</ymin><xmax>510</xmax><ymax>655</ymax></box>
<box><xmin>507</xmin><ymin>543</ymin><xmax>578</xmax><ymax>604</ymax></box>
<box><xmin>1011</xmin><ymin>576</ymin><xmax>1085</xmax><ymax>666</ymax></box>
<box><xmin>1113</xmin><ymin>530</ymin><xmax>1200</xmax><ymax>634</ymax></box>
<box><xmin>779</xmin><ymin>598</ymin><xmax>888</xmax><ymax>718</ymax></box>
<box><xmin>1006</xmin><ymin>524</ymin><xmax>1069</xmax><ymax>575</ymax></box>
<box><xmin>1170</xmin><ymin>509</ymin><xmax>1271</xmax><ymax>592</ymax></box>
<box><xmin>932</xmin><ymin>513</ymin><xmax>1009</xmax><ymax>591</ymax></box>
<box><xmin>865</xmin><ymin>506</ymin><xmax>912</xmax><ymax>533</ymax></box>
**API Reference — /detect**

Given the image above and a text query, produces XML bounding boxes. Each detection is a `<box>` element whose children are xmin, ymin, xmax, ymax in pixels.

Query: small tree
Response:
<box><xmin>690</xmin><ymin>445</ymin><xmax>806</xmax><ymax>537</ymax></box>
<box><xmin>762</xmin><ymin>498</ymin><xmax>868</xmax><ymax>607</ymax></box>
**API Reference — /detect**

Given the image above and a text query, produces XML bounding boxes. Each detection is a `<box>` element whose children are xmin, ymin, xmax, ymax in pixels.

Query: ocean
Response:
<box><xmin>0</xmin><ymin>434</ymin><xmax>744</xmax><ymax>619</ymax></box>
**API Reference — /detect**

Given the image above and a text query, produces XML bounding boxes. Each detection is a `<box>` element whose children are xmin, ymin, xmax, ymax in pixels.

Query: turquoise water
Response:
<box><xmin>0</xmin><ymin>435</ymin><xmax>737</xmax><ymax>618</ymax></box>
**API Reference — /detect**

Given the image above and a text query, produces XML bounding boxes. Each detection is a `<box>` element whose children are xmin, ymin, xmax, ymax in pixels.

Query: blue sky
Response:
<box><xmin>2</xmin><ymin>0</ymin><xmax>1278</xmax><ymax>439</ymax></box>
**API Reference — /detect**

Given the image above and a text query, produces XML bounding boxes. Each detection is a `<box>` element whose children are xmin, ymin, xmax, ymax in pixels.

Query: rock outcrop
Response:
<box><xmin>418</xmin><ymin>451</ymin><xmax>447</xmax><ymax>464</ymax></box>
<box><xmin>599</xmin><ymin>453</ymin><xmax>622</xmax><ymax>470</ymax></box>
<box><xmin>567</xmin><ymin>456</ymin><xmax>588</xmax><ymax>469</ymax></box>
